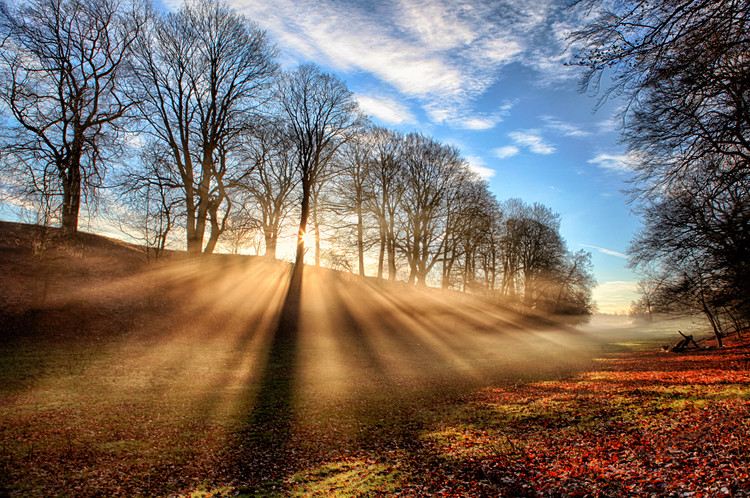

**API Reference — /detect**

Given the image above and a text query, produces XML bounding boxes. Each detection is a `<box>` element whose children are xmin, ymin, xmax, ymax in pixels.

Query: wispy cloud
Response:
<box><xmin>541</xmin><ymin>115</ymin><xmax>591</xmax><ymax>137</ymax></box>
<box><xmin>357</xmin><ymin>95</ymin><xmax>416</xmax><ymax>125</ymax></box>
<box><xmin>450</xmin><ymin>101</ymin><xmax>513</xmax><ymax>130</ymax></box>
<box><xmin>465</xmin><ymin>155</ymin><xmax>495</xmax><ymax>178</ymax></box>
<box><xmin>581</xmin><ymin>244</ymin><xmax>627</xmax><ymax>259</ymax></box>
<box><xmin>509</xmin><ymin>130</ymin><xmax>556</xmax><ymax>154</ymax></box>
<box><xmin>231</xmin><ymin>0</ymin><xmax>580</xmax><ymax>127</ymax></box>
<box><xmin>493</xmin><ymin>145</ymin><xmax>520</xmax><ymax>159</ymax></box>
<box><xmin>595</xmin><ymin>118</ymin><xmax>619</xmax><ymax>134</ymax></box>
<box><xmin>458</xmin><ymin>116</ymin><xmax>502</xmax><ymax>130</ymax></box>
<box><xmin>588</xmin><ymin>152</ymin><xmax>639</xmax><ymax>173</ymax></box>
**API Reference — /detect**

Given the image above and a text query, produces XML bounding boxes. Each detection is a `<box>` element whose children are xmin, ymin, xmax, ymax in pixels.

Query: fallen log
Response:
<box><xmin>662</xmin><ymin>330</ymin><xmax>701</xmax><ymax>353</ymax></box>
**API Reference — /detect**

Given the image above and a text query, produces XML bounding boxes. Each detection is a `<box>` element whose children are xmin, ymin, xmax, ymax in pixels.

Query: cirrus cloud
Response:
<box><xmin>588</xmin><ymin>152</ymin><xmax>641</xmax><ymax>173</ymax></box>
<box><xmin>581</xmin><ymin>244</ymin><xmax>627</xmax><ymax>259</ymax></box>
<box><xmin>357</xmin><ymin>95</ymin><xmax>416</xmax><ymax>125</ymax></box>
<box><xmin>493</xmin><ymin>145</ymin><xmax>520</xmax><ymax>159</ymax></box>
<box><xmin>508</xmin><ymin>130</ymin><xmax>556</xmax><ymax>154</ymax></box>
<box><xmin>229</xmin><ymin>0</ymin><xmax>583</xmax><ymax>128</ymax></box>
<box><xmin>465</xmin><ymin>155</ymin><xmax>496</xmax><ymax>178</ymax></box>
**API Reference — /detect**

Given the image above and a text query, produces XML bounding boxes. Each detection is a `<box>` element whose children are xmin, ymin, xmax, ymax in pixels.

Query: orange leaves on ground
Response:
<box><xmin>449</xmin><ymin>343</ymin><xmax>750</xmax><ymax>496</ymax></box>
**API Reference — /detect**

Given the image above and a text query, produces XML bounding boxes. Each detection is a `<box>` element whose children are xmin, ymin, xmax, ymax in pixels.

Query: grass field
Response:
<box><xmin>1</xmin><ymin>221</ymin><xmax>748</xmax><ymax>496</ymax></box>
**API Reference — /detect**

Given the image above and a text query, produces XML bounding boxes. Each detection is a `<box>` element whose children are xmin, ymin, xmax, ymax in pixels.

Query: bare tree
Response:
<box><xmin>330</xmin><ymin>129</ymin><xmax>377</xmax><ymax>276</ymax></box>
<box><xmin>116</xmin><ymin>143</ymin><xmax>180</xmax><ymax>260</ymax></box>
<box><xmin>220</xmin><ymin>205</ymin><xmax>261</xmax><ymax>255</ymax></box>
<box><xmin>552</xmin><ymin>249</ymin><xmax>596</xmax><ymax>317</ymax></box>
<box><xmin>0</xmin><ymin>0</ymin><xmax>145</xmax><ymax>233</ymax></box>
<box><xmin>629</xmin><ymin>264</ymin><xmax>670</xmax><ymax>322</ymax></box>
<box><xmin>518</xmin><ymin>204</ymin><xmax>566</xmax><ymax>309</ymax></box>
<box><xmin>239</xmin><ymin>118</ymin><xmax>298</xmax><ymax>258</ymax></box>
<box><xmin>365</xmin><ymin>126</ymin><xmax>405</xmax><ymax>280</ymax></box>
<box><xmin>440</xmin><ymin>175</ymin><xmax>494</xmax><ymax>291</ymax></box>
<box><xmin>497</xmin><ymin>199</ymin><xmax>568</xmax><ymax>309</ymax></box>
<box><xmin>132</xmin><ymin>0</ymin><xmax>277</xmax><ymax>255</ymax></box>
<box><xmin>277</xmin><ymin>63</ymin><xmax>363</xmax><ymax>266</ymax></box>
<box><xmin>627</xmin><ymin>175</ymin><xmax>746</xmax><ymax>345</ymax></box>
<box><xmin>573</xmin><ymin>0</ymin><xmax>750</xmax><ymax>322</ymax></box>
<box><xmin>498</xmin><ymin>198</ymin><xmax>525</xmax><ymax>299</ymax></box>
<box><xmin>308</xmin><ymin>154</ymin><xmax>343</xmax><ymax>267</ymax></box>
<box><xmin>396</xmin><ymin>133</ymin><xmax>467</xmax><ymax>286</ymax></box>
<box><xmin>572</xmin><ymin>0</ymin><xmax>750</xmax><ymax>179</ymax></box>
<box><xmin>481</xmin><ymin>214</ymin><xmax>504</xmax><ymax>293</ymax></box>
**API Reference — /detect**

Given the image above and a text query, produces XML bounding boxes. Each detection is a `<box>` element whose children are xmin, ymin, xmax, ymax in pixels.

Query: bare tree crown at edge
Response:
<box><xmin>0</xmin><ymin>0</ymin><xmax>145</xmax><ymax>233</ymax></box>
<box><xmin>131</xmin><ymin>0</ymin><xmax>278</xmax><ymax>255</ymax></box>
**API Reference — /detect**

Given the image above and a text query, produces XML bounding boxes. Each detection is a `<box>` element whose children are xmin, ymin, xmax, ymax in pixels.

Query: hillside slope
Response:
<box><xmin>0</xmin><ymin>221</ymin><xmax>599</xmax><ymax>496</ymax></box>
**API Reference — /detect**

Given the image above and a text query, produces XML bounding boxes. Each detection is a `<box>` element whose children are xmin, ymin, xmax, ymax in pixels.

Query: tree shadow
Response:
<box><xmin>230</xmin><ymin>263</ymin><xmax>304</xmax><ymax>484</ymax></box>
<box><xmin>222</xmin><ymin>267</ymin><xmax>601</xmax><ymax>491</ymax></box>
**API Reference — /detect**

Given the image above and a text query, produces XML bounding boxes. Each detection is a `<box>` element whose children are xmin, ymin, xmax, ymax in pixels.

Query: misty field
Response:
<box><xmin>1</xmin><ymin>222</ymin><xmax>749</xmax><ymax>496</ymax></box>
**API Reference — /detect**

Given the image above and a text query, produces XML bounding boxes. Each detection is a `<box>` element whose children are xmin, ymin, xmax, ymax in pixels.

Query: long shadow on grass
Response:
<box><xmin>230</xmin><ymin>263</ymin><xmax>303</xmax><ymax>484</ymax></box>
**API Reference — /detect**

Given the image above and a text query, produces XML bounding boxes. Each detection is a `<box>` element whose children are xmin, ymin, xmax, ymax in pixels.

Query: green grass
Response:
<box><xmin>288</xmin><ymin>461</ymin><xmax>404</xmax><ymax>496</ymax></box>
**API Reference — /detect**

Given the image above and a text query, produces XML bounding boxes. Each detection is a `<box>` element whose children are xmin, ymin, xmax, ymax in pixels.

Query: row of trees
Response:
<box><xmin>573</xmin><ymin>0</ymin><xmax>750</xmax><ymax>339</ymax></box>
<box><xmin>0</xmin><ymin>0</ymin><xmax>596</xmax><ymax>315</ymax></box>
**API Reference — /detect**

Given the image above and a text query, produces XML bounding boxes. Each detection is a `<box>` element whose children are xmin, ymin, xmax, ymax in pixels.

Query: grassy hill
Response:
<box><xmin>2</xmin><ymin>221</ymin><xmax>746</xmax><ymax>496</ymax></box>
<box><xmin>0</xmin><ymin>221</ymin><xmax>595</xmax><ymax>495</ymax></box>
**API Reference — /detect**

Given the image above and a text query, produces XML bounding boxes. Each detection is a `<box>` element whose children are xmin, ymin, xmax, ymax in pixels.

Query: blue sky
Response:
<box><xmin>0</xmin><ymin>0</ymin><xmax>639</xmax><ymax>312</ymax></box>
<box><xmin>0</xmin><ymin>0</ymin><xmax>642</xmax><ymax>313</ymax></box>
<box><xmin>170</xmin><ymin>0</ymin><xmax>641</xmax><ymax>311</ymax></box>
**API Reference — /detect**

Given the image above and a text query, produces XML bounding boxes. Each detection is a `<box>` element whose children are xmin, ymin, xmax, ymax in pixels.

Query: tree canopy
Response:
<box><xmin>573</xmin><ymin>0</ymin><xmax>750</xmax><ymax>335</ymax></box>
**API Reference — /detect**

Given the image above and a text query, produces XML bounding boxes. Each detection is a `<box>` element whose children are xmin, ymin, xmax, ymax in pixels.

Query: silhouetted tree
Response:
<box><xmin>238</xmin><ymin>118</ymin><xmax>298</xmax><ymax>258</ymax></box>
<box><xmin>0</xmin><ymin>0</ymin><xmax>145</xmax><ymax>233</ymax></box>
<box><xmin>397</xmin><ymin>133</ymin><xmax>467</xmax><ymax>286</ymax></box>
<box><xmin>498</xmin><ymin>198</ymin><xmax>526</xmax><ymax>299</ymax></box>
<box><xmin>332</xmin><ymin>130</ymin><xmax>377</xmax><ymax>276</ymax></box>
<box><xmin>573</xmin><ymin>0</ymin><xmax>750</xmax><ymax>323</ymax></box>
<box><xmin>365</xmin><ymin>126</ymin><xmax>405</xmax><ymax>280</ymax></box>
<box><xmin>277</xmin><ymin>63</ymin><xmax>362</xmax><ymax>266</ymax></box>
<box><xmin>116</xmin><ymin>142</ymin><xmax>181</xmax><ymax>260</ymax></box>
<box><xmin>627</xmin><ymin>176</ymin><xmax>747</xmax><ymax>345</ymax></box>
<box><xmin>552</xmin><ymin>249</ymin><xmax>596</xmax><ymax>316</ymax></box>
<box><xmin>449</xmin><ymin>177</ymin><xmax>497</xmax><ymax>292</ymax></box>
<box><xmin>132</xmin><ymin>0</ymin><xmax>277</xmax><ymax>254</ymax></box>
<box><xmin>497</xmin><ymin>199</ymin><xmax>571</xmax><ymax>310</ymax></box>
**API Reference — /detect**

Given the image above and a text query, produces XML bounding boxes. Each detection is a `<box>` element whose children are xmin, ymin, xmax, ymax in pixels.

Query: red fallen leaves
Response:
<box><xmin>409</xmin><ymin>341</ymin><xmax>750</xmax><ymax>497</ymax></box>
<box><xmin>4</xmin><ymin>339</ymin><xmax>749</xmax><ymax>496</ymax></box>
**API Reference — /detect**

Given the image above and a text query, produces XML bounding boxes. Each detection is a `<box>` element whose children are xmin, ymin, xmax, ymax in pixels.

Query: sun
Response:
<box><xmin>301</xmin><ymin>230</ymin><xmax>316</xmax><ymax>248</ymax></box>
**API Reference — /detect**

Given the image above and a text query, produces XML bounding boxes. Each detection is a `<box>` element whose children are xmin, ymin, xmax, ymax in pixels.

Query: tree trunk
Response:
<box><xmin>441</xmin><ymin>238</ymin><xmax>452</xmax><ymax>289</ymax></box>
<box><xmin>296</xmin><ymin>180</ymin><xmax>311</xmax><ymax>266</ymax></box>
<box><xmin>186</xmin><ymin>211</ymin><xmax>201</xmax><ymax>255</ymax></box>
<box><xmin>387</xmin><ymin>212</ymin><xmax>397</xmax><ymax>280</ymax></box>
<box><xmin>357</xmin><ymin>203</ymin><xmax>365</xmax><ymax>276</ymax></box>
<box><xmin>702</xmin><ymin>301</ymin><xmax>724</xmax><ymax>347</ymax></box>
<box><xmin>264</xmin><ymin>233</ymin><xmax>277</xmax><ymax>259</ymax></box>
<box><xmin>61</xmin><ymin>162</ymin><xmax>81</xmax><ymax>233</ymax></box>
<box><xmin>377</xmin><ymin>228</ymin><xmax>385</xmax><ymax>279</ymax></box>
<box><xmin>312</xmin><ymin>196</ymin><xmax>321</xmax><ymax>267</ymax></box>
<box><xmin>203</xmin><ymin>216</ymin><xmax>220</xmax><ymax>255</ymax></box>
<box><xmin>186</xmin><ymin>194</ymin><xmax>208</xmax><ymax>255</ymax></box>
<box><xmin>194</xmin><ymin>205</ymin><xmax>208</xmax><ymax>255</ymax></box>
<box><xmin>314</xmin><ymin>223</ymin><xmax>321</xmax><ymax>267</ymax></box>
